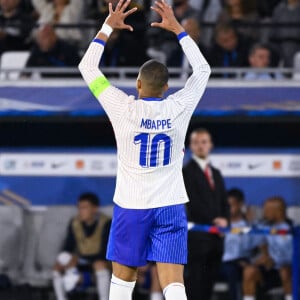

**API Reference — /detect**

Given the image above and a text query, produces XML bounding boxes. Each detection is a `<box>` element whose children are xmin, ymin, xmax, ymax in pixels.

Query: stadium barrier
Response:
<box><xmin>189</xmin><ymin>224</ymin><xmax>300</xmax><ymax>300</ymax></box>
<box><xmin>0</xmin><ymin>67</ymin><xmax>297</xmax><ymax>80</ymax></box>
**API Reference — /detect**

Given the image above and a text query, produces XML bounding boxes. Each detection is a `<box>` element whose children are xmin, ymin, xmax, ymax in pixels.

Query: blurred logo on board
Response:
<box><xmin>76</xmin><ymin>160</ymin><xmax>85</xmax><ymax>169</ymax></box>
<box><xmin>273</xmin><ymin>160</ymin><xmax>282</xmax><ymax>170</ymax></box>
<box><xmin>4</xmin><ymin>160</ymin><xmax>16</xmax><ymax>170</ymax></box>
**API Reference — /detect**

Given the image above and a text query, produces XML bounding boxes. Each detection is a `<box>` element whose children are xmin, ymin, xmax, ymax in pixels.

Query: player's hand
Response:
<box><xmin>213</xmin><ymin>217</ymin><xmax>228</xmax><ymax>228</ymax></box>
<box><xmin>151</xmin><ymin>0</ymin><xmax>184</xmax><ymax>35</ymax></box>
<box><xmin>105</xmin><ymin>0</ymin><xmax>138</xmax><ymax>32</ymax></box>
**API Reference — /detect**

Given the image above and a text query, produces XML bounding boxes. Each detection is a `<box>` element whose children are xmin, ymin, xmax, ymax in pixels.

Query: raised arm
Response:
<box><xmin>78</xmin><ymin>0</ymin><xmax>137</xmax><ymax>121</ymax></box>
<box><xmin>151</xmin><ymin>0</ymin><xmax>211</xmax><ymax>112</ymax></box>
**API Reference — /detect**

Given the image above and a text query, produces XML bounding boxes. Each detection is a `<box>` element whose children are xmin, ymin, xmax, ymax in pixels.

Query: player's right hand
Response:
<box><xmin>151</xmin><ymin>0</ymin><xmax>184</xmax><ymax>35</ymax></box>
<box><xmin>105</xmin><ymin>0</ymin><xmax>138</xmax><ymax>32</ymax></box>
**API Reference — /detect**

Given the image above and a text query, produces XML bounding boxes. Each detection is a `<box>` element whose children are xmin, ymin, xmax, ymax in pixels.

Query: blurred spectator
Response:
<box><xmin>31</xmin><ymin>0</ymin><xmax>83</xmax><ymax>44</ymax></box>
<box><xmin>93</xmin><ymin>0</ymin><xmax>148</xmax><ymax>66</ymax></box>
<box><xmin>271</xmin><ymin>0</ymin><xmax>300</xmax><ymax>67</ymax></box>
<box><xmin>243</xmin><ymin>196</ymin><xmax>293</xmax><ymax>300</ymax></box>
<box><xmin>167</xmin><ymin>18</ymin><xmax>207</xmax><ymax>67</ymax></box>
<box><xmin>257</xmin><ymin>0</ymin><xmax>282</xmax><ymax>19</ymax></box>
<box><xmin>147</xmin><ymin>0</ymin><xmax>198</xmax><ymax>64</ymax></box>
<box><xmin>52</xmin><ymin>193</ymin><xmax>111</xmax><ymax>300</ymax></box>
<box><xmin>220</xmin><ymin>188</ymin><xmax>251</xmax><ymax>300</ymax></box>
<box><xmin>0</xmin><ymin>0</ymin><xmax>34</xmax><ymax>54</ymax></box>
<box><xmin>183</xmin><ymin>128</ymin><xmax>229</xmax><ymax>300</ymax></box>
<box><xmin>208</xmin><ymin>23</ymin><xmax>252</xmax><ymax>74</ymax></box>
<box><xmin>218</xmin><ymin>0</ymin><xmax>259</xmax><ymax>40</ymax></box>
<box><xmin>244</xmin><ymin>43</ymin><xmax>283</xmax><ymax>80</ymax></box>
<box><xmin>25</xmin><ymin>25</ymin><xmax>80</xmax><ymax>77</ymax></box>
<box><xmin>18</xmin><ymin>0</ymin><xmax>36</xmax><ymax>17</ymax></box>
<box><xmin>196</xmin><ymin>0</ymin><xmax>223</xmax><ymax>47</ymax></box>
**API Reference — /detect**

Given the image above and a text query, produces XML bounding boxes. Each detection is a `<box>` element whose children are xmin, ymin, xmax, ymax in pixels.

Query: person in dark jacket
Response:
<box><xmin>0</xmin><ymin>0</ymin><xmax>34</xmax><ymax>54</ymax></box>
<box><xmin>208</xmin><ymin>23</ymin><xmax>253</xmax><ymax>77</ymax></box>
<box><xmin>183</xmin><ymin>128</ymin><xmax>230</xmax><ymax>300</ymax></box>
<box><xmin>25</xmin><ymin>24</ymin><xmax>80</xmax><ymax>77</ymax></box>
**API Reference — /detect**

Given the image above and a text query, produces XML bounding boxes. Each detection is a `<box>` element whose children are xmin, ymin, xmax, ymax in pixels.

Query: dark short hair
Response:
<box><xmin>249</xmin><ymin>43</ymin><xmax>270</xmax><ymax>57</ymax></box>
<box><xmin>214</xmin><ymin>22</ymin><xmax>237</xmax><ymax>38</ymax></box>
<box><xmin>227</xmin><ymin>188</ymin><xmax>245</xmax><ymax>203</ymax></box>
<box><xmin>139</xmin><ymin>59</ymin><xmax>169</xmax><ymax>91</ymax></box>
<box><xmin>78</xmin><ymin>193</ymin><xmax>100</xmax><ymax>207</ymax></box>
<box><xmin>190</xmin><ymin>128</ymin><xmax>213</xmax><ymax>142</ymax></box>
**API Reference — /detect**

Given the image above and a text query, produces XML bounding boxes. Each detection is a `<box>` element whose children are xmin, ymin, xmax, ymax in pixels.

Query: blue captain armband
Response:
<box><xmin>93</xmin><ymin>38</ymin><xmax>106</xmax><ymax>47</ymax></box>
<box><xmin>177</xmin><ymin>32</ymin><xmax>188</xmax><ymax>41</ymax></box>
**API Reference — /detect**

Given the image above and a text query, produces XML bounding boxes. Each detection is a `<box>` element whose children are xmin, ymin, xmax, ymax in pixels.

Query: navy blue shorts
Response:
<box><xmin>106</xmin><ymin>204</ymin><xmax>188</xmax><ymax>267</ymax></box>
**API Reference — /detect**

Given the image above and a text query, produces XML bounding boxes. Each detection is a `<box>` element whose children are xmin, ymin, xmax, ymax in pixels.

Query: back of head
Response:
<box><xmin>138</xmin><ymin>59</ymin><xmax>169</xmax><ymax>93</ymax></box>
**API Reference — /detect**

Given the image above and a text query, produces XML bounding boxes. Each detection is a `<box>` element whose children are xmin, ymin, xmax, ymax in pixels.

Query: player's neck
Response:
<box><xmin>139</xmin><ymin>92</ymin><xmax>164</xmax><ymax>99</ymax></box>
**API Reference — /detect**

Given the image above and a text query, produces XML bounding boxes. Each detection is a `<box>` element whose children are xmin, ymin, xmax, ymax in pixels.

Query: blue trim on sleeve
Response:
<box><xmin>177</xmin><ymin>32</ymin><xmax>188</xmax><ymax>41</ymax></box>
<box><xmin>93</xmin><ymin>39</ymin><xmax>106</xmax><ymax>46</ymax></box>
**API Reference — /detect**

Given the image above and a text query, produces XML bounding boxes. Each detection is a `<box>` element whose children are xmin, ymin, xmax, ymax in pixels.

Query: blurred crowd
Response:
<box><xmin>0</xmin><ymin>0</ymin><xmax>300</xmax><ymax>77</ymax></box>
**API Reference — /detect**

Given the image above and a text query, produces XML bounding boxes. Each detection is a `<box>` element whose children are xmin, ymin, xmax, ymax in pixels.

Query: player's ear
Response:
<box><xmin>136</xmin><ymin>79</ymin><xmax>142</xmax><ymax>90</ymax></box>
<box><xmin>163</xmin><ymin>83</ymin><xmax>169</xmax><ymax>92</ymax></box>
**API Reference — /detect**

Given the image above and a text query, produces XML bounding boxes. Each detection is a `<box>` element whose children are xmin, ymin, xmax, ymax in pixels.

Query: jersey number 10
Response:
<box><xmin>134</xmin><ymin>133</ymin><xmax>172</xmax><ymax>168</ymax></box>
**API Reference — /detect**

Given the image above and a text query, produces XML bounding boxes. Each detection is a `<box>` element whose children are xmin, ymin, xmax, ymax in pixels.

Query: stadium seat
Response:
<box><xmin>22</xmin><ymin>206</ymin><xmax>77</xmax><ymax>287</ymax></box>
<box><xmin>287</xmin><ymin>206</ymin><xmax>300</xmax><ymax>225</ymax></box>
<box><xmin>0</xmin><ymin>51</ymin><xmax>30</xmax><ymax>80</ymax></box>
<box><xmin>0</xmin><ymin>205</ymin><xmax>24</xmax><ymax>283</ymax></box>
<box><xmin>293</xmin><ymin>52</ymin><xmax>300</xmax><ymax>80</ymax></box>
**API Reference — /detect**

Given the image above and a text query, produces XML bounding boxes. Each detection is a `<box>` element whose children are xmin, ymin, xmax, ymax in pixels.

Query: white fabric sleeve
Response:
<box><xmin>170</xmin><ymin>35</ymin><xmax>211</xmax><ymax>113</ymax></box>
<box><xmin>31</xmin><ymin>0</ymin><xmax>50</xmax><ymax>14</ymax></box>
<box><xmin>79</xmin><ymin>41</ymin><xmax>129</xmax><ymax>122</ymax></box>
<box><xmin>66</xmin><ymin>0</ymin><xmax>84</xmax><ymax>22</ymax></box>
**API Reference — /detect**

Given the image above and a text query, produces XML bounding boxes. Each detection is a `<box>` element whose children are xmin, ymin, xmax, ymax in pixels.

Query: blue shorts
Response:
<box><xmin>106</xmin><ymin>204</ymin><xmax>188</xmax><ymax>267</ymax></box>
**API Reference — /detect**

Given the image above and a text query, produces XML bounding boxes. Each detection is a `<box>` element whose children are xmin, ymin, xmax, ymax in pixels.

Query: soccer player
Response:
<box><xmin>78</xmin><ymin>0</ymin><xmax>211</xmax><ymax>299</ymax></box>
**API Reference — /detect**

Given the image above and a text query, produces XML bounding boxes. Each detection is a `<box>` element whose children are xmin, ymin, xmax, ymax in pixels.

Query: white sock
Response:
<box><xmin>151</xmin><ymin>292</ymin><xmax>164</xmax><ymax>300</ymax></box>
<box><xmin>52</xmin><ymin>270</ymin><xmax>67</xmax><ymax>300</ymax></box>
<box><xmin>244</xmin><ymin>296</ymin><xmax>255</xmax><ymax>300</ymax></box>
<box><xmin>96</xmin><ymin>269</ymin><xmax>111</xmax><ymax>300</ymax></box>
<box><xmin>285</xmin><ymin>295</ymin><xmax>292</xmax><ymax>300</ymax></box>
<box><xmin>163</xmin><ymin>283</ymin><xmax>187</xmax><ymax>300</ymax></box>
<box><xmin>109</xmin><ymin>274</ymin><xmax>136</xmax><ymax>300</ymax></box>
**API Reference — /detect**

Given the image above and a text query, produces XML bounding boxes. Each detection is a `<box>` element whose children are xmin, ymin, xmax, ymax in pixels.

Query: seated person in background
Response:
<box><xmin>167</xmin><ymin>18</ymin><xmax>207</xmax><ymax>67</ymax></box>
<box><xmin>31</xmin><ymin>0</ymin><xmax>83</xmax><ymax>44</ymax></box>
<box><xmin>220</xmin><ymin>188</ymin><xmax>252</xmax><ymax>300</ymax></box>
<box><xmin>94</xmin><ymin>0</ymin><xmax>148</xmax><ymax>67</ymax></box>
<box><xmin>0</xmin><ymin>0</ymin><xmax>34</xmax><ymax>54</ymax></box>
<box><xmin>147</xmin><ymin>0</ymin><xmax>198</xmax><ymax>64</ymax></box>
<box><xmin>25</xmin><ymin>24</ymin><xmax>80</xmax><ymax>78</ymax></box>
<box><xmin>52</xmin><ymin>193</ymin><xmax>111</xmax><ymax>300</ymax></box>
<box><xmin>244</xmin><ymin>44</ymin><xmax>283</xmax><ymax>80</ymax></box>
<box><xmin>243</xmin><ymin>196</ymin><xmax>293</xmax><ymax>300</ymax></box>
<box><xmin>208</xmin><ymin>23</ymin><xmax>252</xmax><ymax>76</ymax></box>
<box><xmin>218</xmin><ymin>0</ymin><xmax>259</xmax><ymax>40</ymax></box>
<box><xmin>270</xmin><ymin>0</ymin><xmax>300</xmax><ymax>67</ymax></box>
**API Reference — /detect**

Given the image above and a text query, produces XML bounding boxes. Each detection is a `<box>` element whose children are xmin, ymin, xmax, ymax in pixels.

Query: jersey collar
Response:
<box><xmin>141</xmin><ymin>97</ymin><xmax>163</xmax><ymax>102</ymax></box>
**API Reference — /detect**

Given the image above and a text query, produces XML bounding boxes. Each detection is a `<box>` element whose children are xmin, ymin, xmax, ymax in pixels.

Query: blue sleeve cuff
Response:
<box><xmin>93</xmin><ymin>38</ymin><xmax>106</xmax><ymax>46</ymax></box>
<box><xmin>177</xmin><ymin>31</ymin><xmax>188</xmax><ymax>41</ymax></box>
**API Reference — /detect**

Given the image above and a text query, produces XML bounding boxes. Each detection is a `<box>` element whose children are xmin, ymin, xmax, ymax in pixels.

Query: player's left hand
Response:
<box><xmin>105</xmin><ymin>0</ymin><xmax>138</xmax><ymax>32</ymax></box>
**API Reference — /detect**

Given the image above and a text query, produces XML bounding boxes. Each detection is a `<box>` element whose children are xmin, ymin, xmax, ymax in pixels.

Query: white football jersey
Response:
<box><xmin>79</xmin><ymin>34</ymin><xmax>211</xmax><ymax>209</ymax></box>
